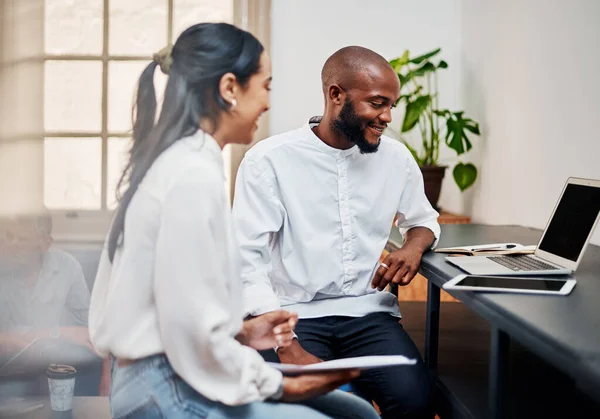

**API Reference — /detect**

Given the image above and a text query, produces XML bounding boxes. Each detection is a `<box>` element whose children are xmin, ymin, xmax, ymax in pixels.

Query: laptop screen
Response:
<box><xmin>538</xmin><ymin>183</ymin><xmax>600</xmax><ymax>261</ymax></box>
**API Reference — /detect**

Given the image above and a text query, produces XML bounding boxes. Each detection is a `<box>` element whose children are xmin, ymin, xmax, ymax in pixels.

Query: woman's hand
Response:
<box><xmin>236</xmin><ymin>310</ymin><xmax>298</xmax><ymax>350</ymax></box>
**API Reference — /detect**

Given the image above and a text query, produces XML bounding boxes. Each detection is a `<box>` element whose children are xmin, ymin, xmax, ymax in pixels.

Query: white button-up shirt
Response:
<box><xmin>233</xmin><ymin>122</ymin><xmax>440</xmax><ymax>319</ymax></box>
<box><xmin>0</xmin><ymin>248</ymin><xmax>90</xmax><ymax>332</ymax></box>
<box><xmin>89</xmin><ymin>131</ymin><xmax>281</xmax><ymax>405</ymax></box>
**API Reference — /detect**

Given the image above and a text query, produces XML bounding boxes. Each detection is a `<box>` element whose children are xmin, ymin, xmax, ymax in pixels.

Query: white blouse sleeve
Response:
<box><xmin>154</xmin><ymin>175</ymin><xmax>282</xmax><ymax>405</ymax></box>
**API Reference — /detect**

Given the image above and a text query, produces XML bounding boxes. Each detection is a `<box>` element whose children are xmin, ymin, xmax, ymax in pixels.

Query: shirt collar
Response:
<box><xmin>32</xmin><ymin>250</ymin><xmax>60</xmax><ymax>301</ymax></box>
<box><xmin>304</xmin><ymin>117</ymin><xmax>359</xmax><ymax>158</ymax></box>
<box><xmin>182</xmin><ymin>129</ymin><xmax>224</xmax><ymax>168</ymax></box>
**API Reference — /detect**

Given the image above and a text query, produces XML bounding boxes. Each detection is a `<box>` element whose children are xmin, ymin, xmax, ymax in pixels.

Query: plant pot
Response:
<box><xmin>420</xmin><ymin>165</ymin><xmax>447</xmax><ymax>211</ymax></box>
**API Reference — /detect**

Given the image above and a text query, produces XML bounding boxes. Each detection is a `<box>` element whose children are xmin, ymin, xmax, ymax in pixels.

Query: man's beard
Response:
<box><xmin>331</xmin><ymin>99</ymin><xmax>380</xmax><ymax>154</ymax></box>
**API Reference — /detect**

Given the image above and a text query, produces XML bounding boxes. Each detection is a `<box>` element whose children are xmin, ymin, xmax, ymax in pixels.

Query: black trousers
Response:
<box><xmin>261</xmin><ymin>312</ymin><xmax>432</xmax><ymax>419</ymax></box>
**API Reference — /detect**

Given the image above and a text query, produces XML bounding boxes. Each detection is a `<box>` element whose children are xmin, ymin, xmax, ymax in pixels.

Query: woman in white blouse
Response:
<box><xmin>88</xmin><ymin>23</ymin><xmax>379</xmax><ymax>419</ymax></box>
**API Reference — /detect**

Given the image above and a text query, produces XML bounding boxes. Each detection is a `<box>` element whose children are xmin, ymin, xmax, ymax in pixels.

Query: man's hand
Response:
<box><xmin>0</xmin><ymin>332</ymin><xmax>31</xmax><ymax>356</ymax></box>
<box><xmin>371</xmin><ymin>226</ymin><xmax>435</xmax><ymax>291</ymax></box>
<box><xmin>277</xmin><ymin>339</ymin><xmax>322</xmax><ymax>365</ymax></box>
<box><xmin>281</xmin><ymin>370</ymin><xmax>361</xmax><ymax>402</ymax></box>
<box><xmin>237</xmin><ymin>310</ymin><xmax>298</xmax><ymax>351</ymax></box>
<box><xmin>371</xmin><ymin>247</ymin><xmax>423</xmax><ymax>291</ymax></box>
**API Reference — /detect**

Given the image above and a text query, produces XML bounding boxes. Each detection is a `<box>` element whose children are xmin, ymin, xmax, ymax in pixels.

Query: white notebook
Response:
<box><xmin>267</xmin><ymin>355</ymin><xmax>416</xmax><ymax>375</ymax></box>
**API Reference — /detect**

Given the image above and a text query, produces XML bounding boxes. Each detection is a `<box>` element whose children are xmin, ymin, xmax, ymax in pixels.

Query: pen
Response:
<box><xmin>469</xmin><ymin>244</ymin><xmax>517</xmax><ymax>251</ymax></box>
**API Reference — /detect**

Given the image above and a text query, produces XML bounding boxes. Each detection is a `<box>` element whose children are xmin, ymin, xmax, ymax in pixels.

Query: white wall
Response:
<box><xmin>269</xmin><ymin>0</ymin><xmax>463</xmax><ymax>135</ymax></box>
<box><xmin>459</xmin><ymin>0</ymin><xmax>600</xmax><ymax>245</ymax></box>
<box><xmin>0</xmin><ymin>0</ymin><xmax>45</xmax><ymax>217</ymax></box>
<box><xmin>270</xmin><ymin>0</ymin><xmax>600</xmax><ymax>246</ymax></box>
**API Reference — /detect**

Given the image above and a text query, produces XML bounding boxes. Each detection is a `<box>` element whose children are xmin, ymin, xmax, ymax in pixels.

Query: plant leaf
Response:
<box><xmin>444</xmin><ymin>111</ymin><xmax>480</xmax><ymax>155</ymax></box>
<box><xmin>389</xmin><ymin>50</ymin><xmax>410</xmax><ymax>72</ymax></box>
<box><xmin>401</xmin><ymin>62</ymin><xmax>436</xmax><ymax>86</ymax></box>
<box><xmin>395</xmin><ymin>92</ymin><xmax>413</xmax><ymax>106</ymax></box>
<box><xmin>437</xmin><ymin>60</ymin><xmax>448</xmax><ymax>69</ymax></box>
<box><xmin>402</xmin><ymin>95</ymin><xmax>431</xmax><ymax>132</ymax></box>
<box><xmin>409</xmin><ymin>48</ymin><xmax>441</xmax><ymax>64</ymax></box>
<box><xmin>401</xmin><ymin>71</ymin><xmax>414</xmax><ymax>86</ymax></box>
<box><xmin>445</xmin><ymin>118</ymin><xmax>463</xmax><ymax>154</ymax></box>
<box><xmin>463</xmin><ymin>119</ymin><xmax>480</xmax><ymax>135</ymax></box>
<box><xmin>453</xmin><ymin>162</ymin><xmax>477</xmax><ymax>191</ymax></box>
<box><xmin>462</xmin><ymin>132</ymin><xmax>473</xmax><ymax>152</ymax></box>
<box><xmin>397</xmin><ymin>73</ymin><xmax>406</xmax><ymax>85</ymax></box>
<box><xmin>411</xmin><ymin>61</ymin><xmax>437</xmax><ymax>78</ymax></box>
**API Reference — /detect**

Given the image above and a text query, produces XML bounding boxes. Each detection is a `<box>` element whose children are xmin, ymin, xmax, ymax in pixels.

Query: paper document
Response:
<box><xmin>268</xmin><ymin>355</ymin><xmax>417</xmax><ymax>375</ymax></box>
<box><xmin>435</xmin><ymin>243</ymin><xmax>536</xmax><ymax>256</ymax></box>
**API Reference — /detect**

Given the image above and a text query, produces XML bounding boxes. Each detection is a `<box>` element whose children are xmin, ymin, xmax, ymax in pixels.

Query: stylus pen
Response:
<box><xmin>0</xmin><ymin>337</ymin><xmax>40</xmax><ymax>371</ymax></box>
<box><xmin>469</xmin><ymin>244</ymin><xmax>517</xmax><ymax>251</ymax></box>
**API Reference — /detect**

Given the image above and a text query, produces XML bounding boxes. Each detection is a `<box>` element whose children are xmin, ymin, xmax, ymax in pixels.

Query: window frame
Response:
<box><xmin>45</xmin><ymin>0</ymin><xmax>269</xmax><ymax>242</ymax></box>
<box><xmin>44</xmin><ymin>0</ymin><xmax>176</xmax><ymax>210</ymax></box>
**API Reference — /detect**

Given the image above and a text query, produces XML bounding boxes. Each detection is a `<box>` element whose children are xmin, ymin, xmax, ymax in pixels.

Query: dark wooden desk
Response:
<box><xmin>13</xmin><ymin>397</ymin><xmax>110</xmax><ymax>418</ymax></box>
<box><xmin>389</xmin><ymin>224</ymin><xmax>600</xmax><ymax>418</ymax></box>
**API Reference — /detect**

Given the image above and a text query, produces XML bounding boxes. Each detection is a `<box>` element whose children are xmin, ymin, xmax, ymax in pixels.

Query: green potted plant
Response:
<box><xmin>388</xmin><ymin>48</ymin><xmax>480</xmax><ymax>210</ymax></box>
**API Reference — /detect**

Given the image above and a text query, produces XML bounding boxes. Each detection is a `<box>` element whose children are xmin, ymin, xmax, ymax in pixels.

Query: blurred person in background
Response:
<box><xmin>88</xmin><ymin>22</ymin><xmax>379</xmax><ymax>419</ymax></box>
<box><xmin>0</xmin><ymin>212</ymin><xmax>109</xmax><ymax>396</ymax></box>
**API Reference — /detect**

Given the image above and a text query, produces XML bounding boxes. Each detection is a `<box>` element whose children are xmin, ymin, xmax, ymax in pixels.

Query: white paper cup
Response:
<box><xmin>46</xmin><ymin>364</ymin><xmax>77</xmax><ymax>412</ymax></box>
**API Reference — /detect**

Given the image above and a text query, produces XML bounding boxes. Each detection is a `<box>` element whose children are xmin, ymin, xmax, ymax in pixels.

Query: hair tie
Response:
<box><xmin>153</xmin><ymin>44</ymin><xmax>173</xmax><ymax>75</ymax></box>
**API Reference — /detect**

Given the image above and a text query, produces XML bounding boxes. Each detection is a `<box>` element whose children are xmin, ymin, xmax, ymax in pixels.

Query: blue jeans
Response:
<box><xmin>109</xmin><ymin>354</ymin><xmax>379</xmax><ymax>419</ymax></box>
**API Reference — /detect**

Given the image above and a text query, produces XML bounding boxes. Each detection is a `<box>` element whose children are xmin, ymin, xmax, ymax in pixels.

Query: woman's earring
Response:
<box><xmin>230</xmin><ymin>99</ymin><xmax>237</xmax><ymax>110</ymax></box>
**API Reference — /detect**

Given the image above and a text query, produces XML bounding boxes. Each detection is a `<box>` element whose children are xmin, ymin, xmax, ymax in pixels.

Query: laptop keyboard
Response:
<box><xmin>487</xmin><ymin>255</ymin><xmax>560</xmax><ymax>272</ymax></box>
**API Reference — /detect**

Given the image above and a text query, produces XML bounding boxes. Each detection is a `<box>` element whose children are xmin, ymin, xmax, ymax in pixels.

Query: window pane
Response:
<box><xmin>45</xmin><ymin>0</ymin><xmax>102</xmax><ymax>54</ymax></box>
<box><xmin>106</xmin><ymin>137</ymin><xmax>131</xmax><ymax>209</ymax></box>
<box><xmin>44</xmin><ymin>61</ymin><xmax>102</xmax><ymax>132</ymax></box>
<box><xmin>109</xmin><ymin>0</ymin><xmax>167</xmax><ymax>56</ymax></box>
<box><xmin>108</xmin><ymin>61</ymin><xmax>167</xmax><ymax>133</ymax></box>
<box><xmin>173</xmin><ymin>0</ymin><xmax>233</xmax><ymax>40</ymax></box>
<box><xmin>44</xmin><ymin>138</ymin><xmax>101</xmax><ymax>209</ymax></box>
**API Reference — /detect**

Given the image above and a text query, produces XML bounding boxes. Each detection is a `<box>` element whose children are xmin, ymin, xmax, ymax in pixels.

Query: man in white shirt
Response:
<box><xmin>233</xmin><ymin>46</ymin><xmax>440</xmax><ymax>418</ymax></box>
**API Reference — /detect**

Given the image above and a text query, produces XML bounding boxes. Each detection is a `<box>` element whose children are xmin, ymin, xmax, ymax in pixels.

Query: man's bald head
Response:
<box><xmin>321</xmin><ymin>46</ymin><xmax>395</xmax><ymax>93</ymax></box>
<box><xmin>315</xmin><ymin>46</ymin><xmax>400</xmax><ymax>154</ymax></box>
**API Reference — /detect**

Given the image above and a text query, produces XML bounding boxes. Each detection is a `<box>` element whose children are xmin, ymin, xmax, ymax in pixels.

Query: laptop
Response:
<box><xmin>446</xmin><ymin>177</ymin><xmax>600</xmax><ymax>276</ymax></box>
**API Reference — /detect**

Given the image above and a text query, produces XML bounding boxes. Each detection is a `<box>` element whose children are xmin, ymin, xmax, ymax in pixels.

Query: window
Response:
<box><xmin>43</xmin><ymin>0</ymin><xmax>233</xmax><ymax>211</ymax></box>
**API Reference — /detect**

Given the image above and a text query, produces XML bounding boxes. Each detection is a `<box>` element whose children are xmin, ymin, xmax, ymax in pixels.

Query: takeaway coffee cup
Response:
<box><xmin>46</xmin><ymin>364</ymin><xmax>77</xmax><ymax>412</ymax></box>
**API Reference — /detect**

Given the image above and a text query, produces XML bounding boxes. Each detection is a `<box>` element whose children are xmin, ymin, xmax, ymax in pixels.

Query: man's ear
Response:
<box><xmin>218</xmin><ymin>72</ymin><xmax>238</xmax><ymax>107</ymax></box>
<box><xmin>328</xmin><ymin>84</ymin><xmax>345</xmax><ymax>106</ymax></box>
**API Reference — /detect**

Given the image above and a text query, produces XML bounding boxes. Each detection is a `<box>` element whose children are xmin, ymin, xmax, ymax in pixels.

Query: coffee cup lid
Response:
<box><xmin>46</xmin><ymin>364</ymin><xmax>77</xmax><ymax>379</ymax></box>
